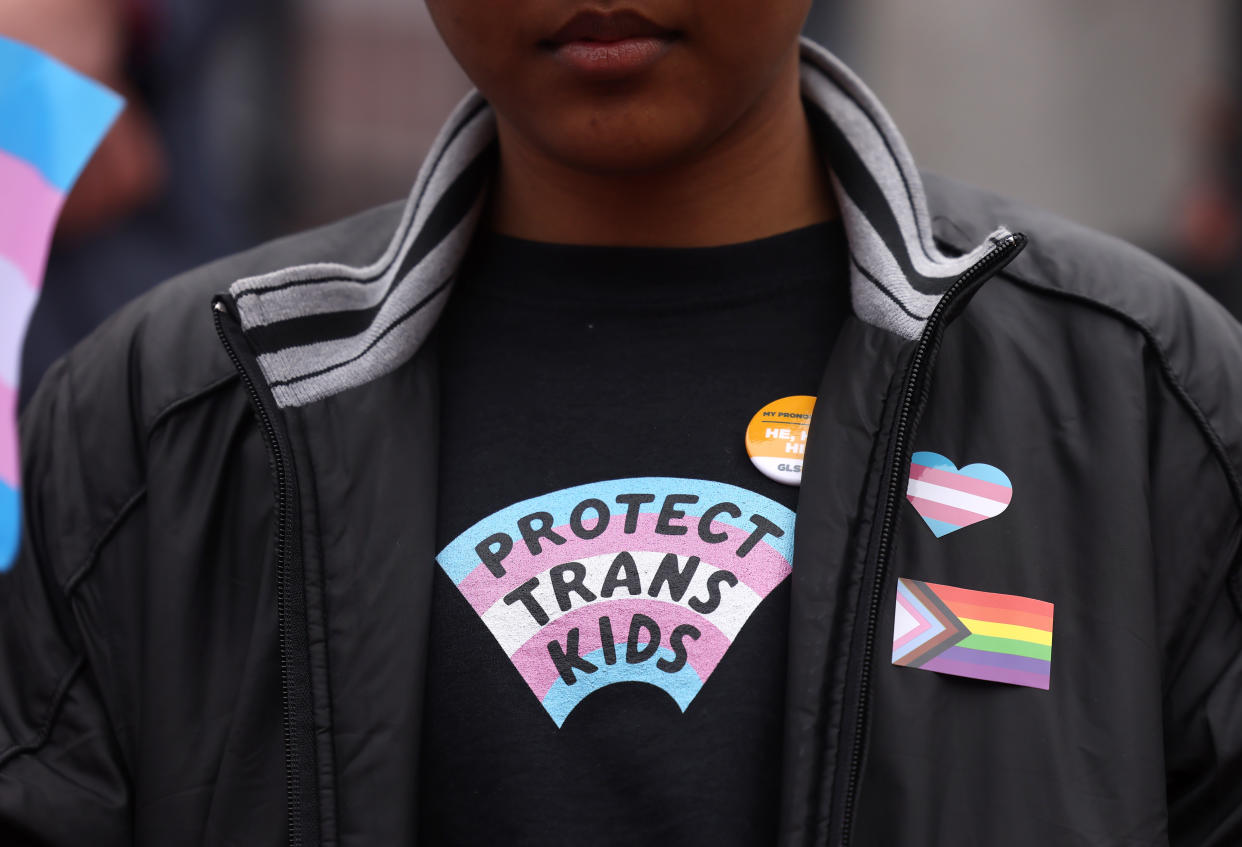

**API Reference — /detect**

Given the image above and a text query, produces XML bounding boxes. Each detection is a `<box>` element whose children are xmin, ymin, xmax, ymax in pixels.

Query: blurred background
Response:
<box><xmin>5</xmin><ymin>0</ymin><xmax>1241</xmax><ymax>404</ymax></box>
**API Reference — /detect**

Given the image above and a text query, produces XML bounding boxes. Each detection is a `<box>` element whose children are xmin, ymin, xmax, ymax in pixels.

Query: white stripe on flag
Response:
<box><xmin>0</xmin><ymin>254</ymin><xmax>38</xmax><ymax>387</ymax></box>
<box><xmin>906</xmin><ymin>477</ymin><xmax>1008</xmax><ymax>517</ymax></box>
<box><xmin>893</xmin><ymin>595</ymin><xmax>920</xmax><ymax>641</ymax></box>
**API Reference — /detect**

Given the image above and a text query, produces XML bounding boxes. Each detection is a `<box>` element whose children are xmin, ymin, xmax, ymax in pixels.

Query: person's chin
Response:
<box><xmin>519</xmin><ymin>92</ymin><xmax>714</xmax><ymax>175</ymax></box>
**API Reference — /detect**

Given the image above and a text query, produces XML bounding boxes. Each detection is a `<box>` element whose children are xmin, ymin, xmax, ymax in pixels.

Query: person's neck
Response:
<box><xmin>487</xmin><ymin>59</ymin><xmax>838</xmax><ymax>248</ymax></box>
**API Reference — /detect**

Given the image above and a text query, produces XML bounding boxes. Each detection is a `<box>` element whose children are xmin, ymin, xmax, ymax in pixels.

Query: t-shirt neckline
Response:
<box><xmin>457</xmin><ymin>220</ymin><xmax>847</xmax><ymax>309</ymax></box>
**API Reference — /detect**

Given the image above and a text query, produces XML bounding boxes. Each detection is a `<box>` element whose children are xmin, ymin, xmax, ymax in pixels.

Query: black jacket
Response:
<box><xmin>3</xmin><ymin>39</ymin><xmax>1241</xmax><ymax>847</ymax></box>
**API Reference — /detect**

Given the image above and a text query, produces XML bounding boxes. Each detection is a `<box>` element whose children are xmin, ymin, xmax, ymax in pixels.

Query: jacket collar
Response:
<box><xmin>231</xmin><ymin>37</ymin><xmax>1010</xmax><ymax>409</ymax></box>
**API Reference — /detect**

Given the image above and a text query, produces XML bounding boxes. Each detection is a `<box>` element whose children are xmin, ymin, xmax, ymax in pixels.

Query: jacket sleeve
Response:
<box><xmin>1151</xmin><ymin>347</ymin><xmax>1242</xmax><ymax>845</ymax></box>
<box><xmin>0</xmin><ymin>359</ymin><xmax>131</xmax><ymax>846</ymax></box>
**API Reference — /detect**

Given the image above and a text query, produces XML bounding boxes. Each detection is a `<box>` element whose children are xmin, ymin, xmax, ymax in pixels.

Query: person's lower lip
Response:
<box><xmin>551</xmin><ymin>36</ymin><xmax>674</xmax><ymax>79</ymax></box>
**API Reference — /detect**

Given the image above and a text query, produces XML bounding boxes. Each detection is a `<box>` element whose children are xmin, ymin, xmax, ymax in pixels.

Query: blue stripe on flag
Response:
<box><xmin>437</xmin><ymin>477</ymin><xmax>796</xmax><ymax>584</ymax></box>
<box><xmin>0</xmin><ymin>35</ymin><xmax>123</xmax><ymax>191</ymax></box>
<box><xmin>0</xmin><ymin>479</ymin><xmax>18</xmax><ymax>571</ymax></box>
<box><xmin>919</xmin><ymin>516</ymin><xmax>961</xmax><ymax>538</ymax></box>
<box><xmin>541</xmin><ymin>644</ymin><xmax>702</xmax><ymax>727</ymax></box>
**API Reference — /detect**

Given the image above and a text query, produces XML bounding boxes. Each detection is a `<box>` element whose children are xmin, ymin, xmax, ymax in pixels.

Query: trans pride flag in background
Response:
<box><xmin>0</xmin><ymin>36</ymin><xmax>122</xmax><ymax>570</ymax></box>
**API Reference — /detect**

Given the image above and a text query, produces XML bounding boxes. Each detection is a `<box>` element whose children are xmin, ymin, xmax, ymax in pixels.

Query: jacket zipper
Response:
<box><xmin>836</xmin><ymin>233</ymin><xmax>1028</xmax><ymax>846</ymax></box>
<box><xmin>213</xmin><ymin>297</ymin><xmax>317</xmax><ymax>847</ymax></box>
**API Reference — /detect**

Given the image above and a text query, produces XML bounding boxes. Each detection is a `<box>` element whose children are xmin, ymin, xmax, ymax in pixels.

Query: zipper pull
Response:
<box><xmin>212</xmin><ymin>294</ymin><xmax>240</xmax><ymax>322</ymax></box>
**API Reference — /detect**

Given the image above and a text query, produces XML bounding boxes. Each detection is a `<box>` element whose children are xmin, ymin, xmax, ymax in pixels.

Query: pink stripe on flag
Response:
<box><xmin>909</xmin><ymin>463</ymin><xmax>1013</xmax><ymax>503</ymax></box>
<box><xmin>0</xmin><ymin>149</ymin><xmax>64</xmax><ymax>288</ymax></box>
<box><xmin>456</xmin><ymin>512</ymin><xmax>792</xmax><ymax>615</ymax></box>
<box><xmin>0</xmin><ymin>381</ymin><xmax>16</xmax><ymax>488</ymax></box>
<box><xmin>510</xmin><ymin>597</ymin><xmax>733</xmax><ymax>700</ymax></box>
<box><xmin>904</xmin><ymin>495</ymin><xmax>991</xmax><ymax>529</ymax></box>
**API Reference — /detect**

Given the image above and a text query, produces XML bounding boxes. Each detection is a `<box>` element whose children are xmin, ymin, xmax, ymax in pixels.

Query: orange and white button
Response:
<box><xmin>745</xmin><ymin>395</ymin><xmax>815</xmax><ymax>486</ymax></box>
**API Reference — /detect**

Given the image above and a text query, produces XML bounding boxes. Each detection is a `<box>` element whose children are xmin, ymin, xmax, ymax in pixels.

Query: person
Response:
<box><xmin>2</xmin><ymin>1</ymin><xmax>1240</xmax><ymax>845</ymax></box>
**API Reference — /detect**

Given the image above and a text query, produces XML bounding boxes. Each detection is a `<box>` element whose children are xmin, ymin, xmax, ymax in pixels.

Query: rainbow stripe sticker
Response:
<box><xmin>893</xmin><ymin>578</ymin><xmax>1053</xmax><ymax>690</ymax></box>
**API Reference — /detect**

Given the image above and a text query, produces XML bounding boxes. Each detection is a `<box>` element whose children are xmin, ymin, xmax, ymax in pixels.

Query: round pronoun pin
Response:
<box><xmin>745</xmin><ymin>395</ymin><xmax>815</xmax><ymax>486</ymax></box>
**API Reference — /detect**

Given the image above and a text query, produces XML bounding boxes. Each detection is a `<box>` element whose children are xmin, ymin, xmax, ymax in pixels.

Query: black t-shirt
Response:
<box><xmin>419</xmin><ymin>222</ymin><xmax>849</xmax><ymax>846</ymax></box>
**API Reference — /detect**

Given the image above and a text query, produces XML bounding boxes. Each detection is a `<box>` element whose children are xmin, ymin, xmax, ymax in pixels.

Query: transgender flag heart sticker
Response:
<box><xmin>906</xmin><ymin>451</ymin><xmax>1013</xmax><ymax>538</ymax></box>
<box><xmin>436</xmin><ymin>477</ymin><xmax>795</xmax><ymax>727</ymax></box>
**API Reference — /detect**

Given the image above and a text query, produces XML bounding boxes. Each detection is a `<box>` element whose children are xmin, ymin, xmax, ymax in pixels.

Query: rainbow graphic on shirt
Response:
<box><xmin>0</xmin><ymin>36</ymin><xmax>123</xmax><ymax>570</ymax></box>
<box><xmin>893</xmin><ymin>578</ymin><xmax>1053</xmax><ymax>690</ymax></box>
<box><xmin>436</xmin><ymin>478</ymin><xmax>795</xmax><ymax>727</ymax></box>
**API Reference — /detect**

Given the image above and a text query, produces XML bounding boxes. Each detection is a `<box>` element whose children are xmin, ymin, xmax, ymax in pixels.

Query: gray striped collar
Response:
<box><xmin>231</xmin><ymin>37</ymin><xmax>1010</xmax><ymax>408</ymax></box>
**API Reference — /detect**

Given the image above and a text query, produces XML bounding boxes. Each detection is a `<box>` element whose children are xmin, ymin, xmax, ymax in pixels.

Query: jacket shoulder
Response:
<box><xmin>924</xmin><ymin>172</ymin><xmax>1242</xmax><ymax>494</ymax></box>
<box><xmin>19</xmin><ymin>201</ymin><xmax>405</xmax><ymax>585</ymax></box>
<box><xmin>64</xmin><ymin>199</ymin><xmax>407</xmax><ymax>428</ymax></box>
